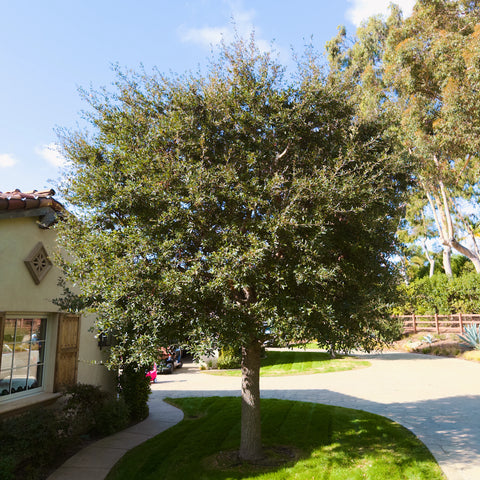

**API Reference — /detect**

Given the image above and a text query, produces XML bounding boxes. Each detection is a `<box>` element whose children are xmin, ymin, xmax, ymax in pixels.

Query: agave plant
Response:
<box><xmin>423</xmin><ymin>334</ymin><xmax>434</xmax><ymax>345</ymax></box>
<box><xmin>458</xmin><ymin>324</ymin><xmax>480</xmax><ymax>350</ymax></box>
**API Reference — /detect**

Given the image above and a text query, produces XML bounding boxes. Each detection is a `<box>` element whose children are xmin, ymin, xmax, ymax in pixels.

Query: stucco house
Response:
<box><xmin>0</xmin><ymin>189</ymin><xmax>113</xmax><ymax>416</ymax></box>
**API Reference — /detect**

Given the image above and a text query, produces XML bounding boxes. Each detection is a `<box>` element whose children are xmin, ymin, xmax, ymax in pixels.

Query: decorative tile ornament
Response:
<box><xmin>24</xmin><ymin>242</ymin><xmax>53</xmax><ymax>284</ymax></box>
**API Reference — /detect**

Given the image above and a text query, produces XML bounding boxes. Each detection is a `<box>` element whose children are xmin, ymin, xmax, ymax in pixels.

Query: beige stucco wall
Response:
<box><xmin>0</xmin><ymin>213</ymin><xmax>114</xmax><ymax>395</ymax></box>
<box><xmin>0</xmin><ymin>216</ymin><xmax>62</xmax><ymax>312</ymax></box>
<box><xmin>77</xmin><ymin>312</ymin><xmax>115</xmax><ymax>390</ymax></box>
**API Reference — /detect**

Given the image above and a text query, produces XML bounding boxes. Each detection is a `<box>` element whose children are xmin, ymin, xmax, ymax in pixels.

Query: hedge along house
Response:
<box><xmin>0</xmin><ymin>189</ymin><xmax>114</xmax><ymax>416</ymax></box>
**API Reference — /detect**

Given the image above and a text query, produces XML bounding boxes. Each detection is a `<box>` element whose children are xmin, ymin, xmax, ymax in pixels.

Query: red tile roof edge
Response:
<box><xmin>0</xmin><ymin>189</ymin><xmax>64</xmax><ymax>212</ymax></box>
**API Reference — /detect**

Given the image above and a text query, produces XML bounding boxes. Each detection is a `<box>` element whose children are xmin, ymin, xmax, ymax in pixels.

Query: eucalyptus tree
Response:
<box><xmin>327</xmin><ymin>0</ymin><xmax>480</xmax><ymax>276</ymax></box>
<box><xmin>57</xmin><ymin>38</ymin><xmax>406</xmax><ymax>462</ymax></box>
<box><xmin>384</xmin><ymin>0</ymin><xmax>480</xmax><ymax>275</ymax></box>
<box><xmin>397</xmin><ymin>201</ymin><xmax>438</xmax><ymax>282</ymax></box>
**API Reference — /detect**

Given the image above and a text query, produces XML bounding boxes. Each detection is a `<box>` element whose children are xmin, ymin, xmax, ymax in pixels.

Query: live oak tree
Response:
<box><xmin>57</xmin><ymin>38</ymin><xmax>406</xmax><ymax>462</ymax></box>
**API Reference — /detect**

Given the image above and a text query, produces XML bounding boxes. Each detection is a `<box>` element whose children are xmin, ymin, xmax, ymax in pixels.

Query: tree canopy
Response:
<box><xmin>57</xmin><ymin>37</ymin><xmax>407</xmax><ymax>461</ymax></box>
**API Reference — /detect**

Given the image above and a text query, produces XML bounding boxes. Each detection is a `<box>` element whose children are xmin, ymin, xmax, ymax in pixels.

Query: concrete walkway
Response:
<box><xmin>49</xmin><ymin>351</ymin><xmax>480</xmax><ymax>480</ymax></box>
<box><xmin>47</xmin><ymin>395</ymin><xmax>184</xmax><ymax>480</ymax></box>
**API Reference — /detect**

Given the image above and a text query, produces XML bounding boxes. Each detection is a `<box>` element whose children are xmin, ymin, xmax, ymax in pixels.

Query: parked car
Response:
<box><xmin>157</xmin><ymin>346</ymin><xmax>183</xmax><ymax>374</ymax></box>
<box><xmin>144</xmin><ymin>346</ymin><xmax>184</xmax><ymax>380</ymax></box>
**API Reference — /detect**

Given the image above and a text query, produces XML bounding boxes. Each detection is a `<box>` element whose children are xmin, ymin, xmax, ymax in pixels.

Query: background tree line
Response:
<box><xmin>326</xmin><ymin>0</ymin><xmax>480</xmax><ymax>313</ymax></box>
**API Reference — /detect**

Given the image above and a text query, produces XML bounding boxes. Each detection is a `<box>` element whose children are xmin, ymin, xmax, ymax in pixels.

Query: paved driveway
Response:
<box><xmin>152</xmin><ymin>351</ymin><xmax>480</xmax><ymax>480</ymax></box>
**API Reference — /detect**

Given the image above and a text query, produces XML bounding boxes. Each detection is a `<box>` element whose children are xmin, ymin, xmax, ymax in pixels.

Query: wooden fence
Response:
<box><xmin>399</xmin><ymin>314</ymin><xmax>480</xmax><ymax>334</ymax></box>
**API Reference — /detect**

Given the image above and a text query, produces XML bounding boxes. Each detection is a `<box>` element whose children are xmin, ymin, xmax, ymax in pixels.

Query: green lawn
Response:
<box><xmin>208</xmin><ymin>350</ymin><xmax>370</xmax><ymax>376</ymax></box>
<box><xmin>290</xmin><ymin>342</ymin><xmax>321</xmax><ymax>349</ymax></box>
<box><xmin>106</xmin><ymin>397</ymin><xmax>445</xmax><ymax>480</ymax></box>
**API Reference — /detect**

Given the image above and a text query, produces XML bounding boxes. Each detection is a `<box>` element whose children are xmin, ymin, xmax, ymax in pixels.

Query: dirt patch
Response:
<box><xmin>203</xmin><ymin>445</ymin><xmax>302</xmax><ymax>473</ymax></box>
<box><xmin>389</xmin><ymin>333</ymin><xmax>470</xmax><ymax>357</ymax></box>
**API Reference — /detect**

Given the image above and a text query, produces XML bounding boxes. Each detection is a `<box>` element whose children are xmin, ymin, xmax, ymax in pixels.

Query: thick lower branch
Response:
<box><xmin>451</xmin><ymin>239</ymin><xmax>480</xmax><ymax>273</ymax></box>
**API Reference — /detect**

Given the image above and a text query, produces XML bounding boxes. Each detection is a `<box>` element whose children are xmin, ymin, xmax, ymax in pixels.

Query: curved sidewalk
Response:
<box><xmin>49</xmin><ymin>352</ymin><xmax>480</xmax><ymax>480</ymax></box>
<box><xmin>47</xmin><ymin>396</ymin><xmax>184</xmax><ymax>480</ymax></box>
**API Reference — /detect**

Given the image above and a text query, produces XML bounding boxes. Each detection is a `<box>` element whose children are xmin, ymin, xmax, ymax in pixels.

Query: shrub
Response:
<box><xmin>62</xmin><ymin>383</ymin><xmax>110</xmax><ymax>435</ymax></box>
<box><xmin>0</xmin><ymin>407</ymin><xmax>67</xmax><ymax>480</ymax></box>
<box><xmin>217</xmin><ymin>347</ymin><xmax>241</xmax><ymax>369</ymax></box>
<box><xmin>449</xmin><ymin>273</ymin><xmax>480</xmax><ymax>312</ymax></box>
<box><xmin>119</xmin><ymin>363</ymin><xmax>151</xmax><ymax>422</ymax></box>
<box><xmin>463</xmin><ymin>350</ymin><xmax>480</xmax><ymax>361</ymax></box>
<box><xmin>0</xmin><ymin>455</ymin><xmax>15</xmax><ymax>480</ymax></box>
<box><xmin>0</xmin><ymin>384</ymin><xmax>132</xmax><ymax>479</ymax></box>
<box><xmin>62</xmin><ymin>383</ymin><xmax>132</xmax><ymax>438</ymax></box>
<box><xmin>93</xmin><ymin>396</ymin><xmax>129</xmax><ymax>436</ymax></box>
<box><xmin>395</xmin><ymin>273</ymin><xmax>480</xmax><ymax>314</ymax></box>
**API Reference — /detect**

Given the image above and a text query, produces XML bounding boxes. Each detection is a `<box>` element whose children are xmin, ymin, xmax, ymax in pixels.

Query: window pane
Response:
<box><xmin>1</xmin><ymin>344</ymin><xmax>14</xmax><ymax>370</ymax></box>
<box><xmin>29</xmin><ymin>347</ymin><xmax>40</xmax><ymax>365</ymax></box>
<box><xmin>34</xmin><ymin>373</ymin><xmax>43</xmax><ymax>388</ymax></box>
<box><xmin>14</xmin><ymin>345</ymin><xmax>30</xmax><ymax>369</ymax></box>
<box><xmin>1</xmin><ymin>318</ymin><xmax>47</xmax><ymax>398</ymax></box>
<box><xmin>3</xmin><ymin>319</ymin><xmax>16</xmax><ymax>343</ymax></box>
<box><xmin>16</xmin><ymin>319</ymin><xmax>33</xmax><ymax>343</ymax></box>
<box><xmin>27</xmin><ymin>367</ymin><xmax>41</xmax><ymax>390</ymax></box>
<box><xmin>32</xmin><ymin>318</ymin><xmax>45</xmax><ymax>343</ymax></box>
<box><xmin>0</xmin><ymin>372</ymin><xmax>12</xmax><ymax>395</ymax></box>
<box><xmin>35</xmin><ymin>339</ymin><xmax>45</xmax><ymax>353</ymax></box>
<box><xmin>11</xmin><ymin>376</ymin><xmax>28</xmax><ymax>393</ymax></box>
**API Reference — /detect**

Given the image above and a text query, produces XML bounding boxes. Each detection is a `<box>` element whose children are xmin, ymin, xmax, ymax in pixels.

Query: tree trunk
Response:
<box><xmin>425</xmin><ymin>188</ymin><xmax>451</xmax><ymax>276</ymax></box>
<box><xmin>239</xmin><ymin>339</ymin><xmax>263</xmax><ymax>462</ymax></box>
<box><xmin>443</xmin><ymin>244</ymin><xmax>452</xmax><ymax>277</ymax></box>
<box><xmin>422</xmin><ymin>239</ymin><xmax>435</xmax><ymax>277</ymax></box>
<box><xmin>429</xmin><ymin>258</ymin><xmax>435</xmax><ymax>277</ymax></box>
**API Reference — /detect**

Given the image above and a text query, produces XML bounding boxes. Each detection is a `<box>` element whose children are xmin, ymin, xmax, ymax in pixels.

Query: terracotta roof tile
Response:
<box><xmin>0</xmin><ymin>189</ymin><xmax>64</xmax><ymax>212</ymax></box>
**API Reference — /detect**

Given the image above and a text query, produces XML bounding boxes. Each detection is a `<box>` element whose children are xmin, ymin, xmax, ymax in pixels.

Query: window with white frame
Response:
<box><xmin>0</xmin><ymin>317</ymin><xmax>46</xmax><ymax>396</ymax></box>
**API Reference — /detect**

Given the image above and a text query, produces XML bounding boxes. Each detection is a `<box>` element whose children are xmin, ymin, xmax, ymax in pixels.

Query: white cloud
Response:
<box><xmin>180</xmin><ymin>25</ymin><xmax>231</xmax><ymax>47</ymax></box>
<box><xmin>0</xmin><ymin>153</ymin><xmax>17</xmax><ymax>168</ymax></box>
<box><xmin>179</xmin><ymin>1</ymin><xmax>272</xmax><ymax>54</ymax></box>
<box><xmin>347</xmin><ymin>0</ymin><xmax>415</xmax><ymax>26</ymax></box>
<box><xmin>35</xmin><ymin>143</ymin><xmax>67</xmax><ymax>168</ymax></box>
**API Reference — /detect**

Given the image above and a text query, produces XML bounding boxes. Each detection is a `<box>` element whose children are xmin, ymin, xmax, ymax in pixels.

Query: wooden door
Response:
<box><xmin>54</xmin><ymin>314</ymin><xmax>80</xmax><ymax>392</ymax></box>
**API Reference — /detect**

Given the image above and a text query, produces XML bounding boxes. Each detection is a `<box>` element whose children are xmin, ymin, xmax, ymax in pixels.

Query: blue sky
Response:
<box><xmin>0</xmin><ymin>0</ymin><xmax>414</xmax><ymax>193</ymax></box>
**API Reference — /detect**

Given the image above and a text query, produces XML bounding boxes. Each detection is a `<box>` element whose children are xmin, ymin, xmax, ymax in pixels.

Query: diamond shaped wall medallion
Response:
<box><xmin>24</xmin><ymin>242</ymin><xmax>53</xmax><ymax>285</ymax></box>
